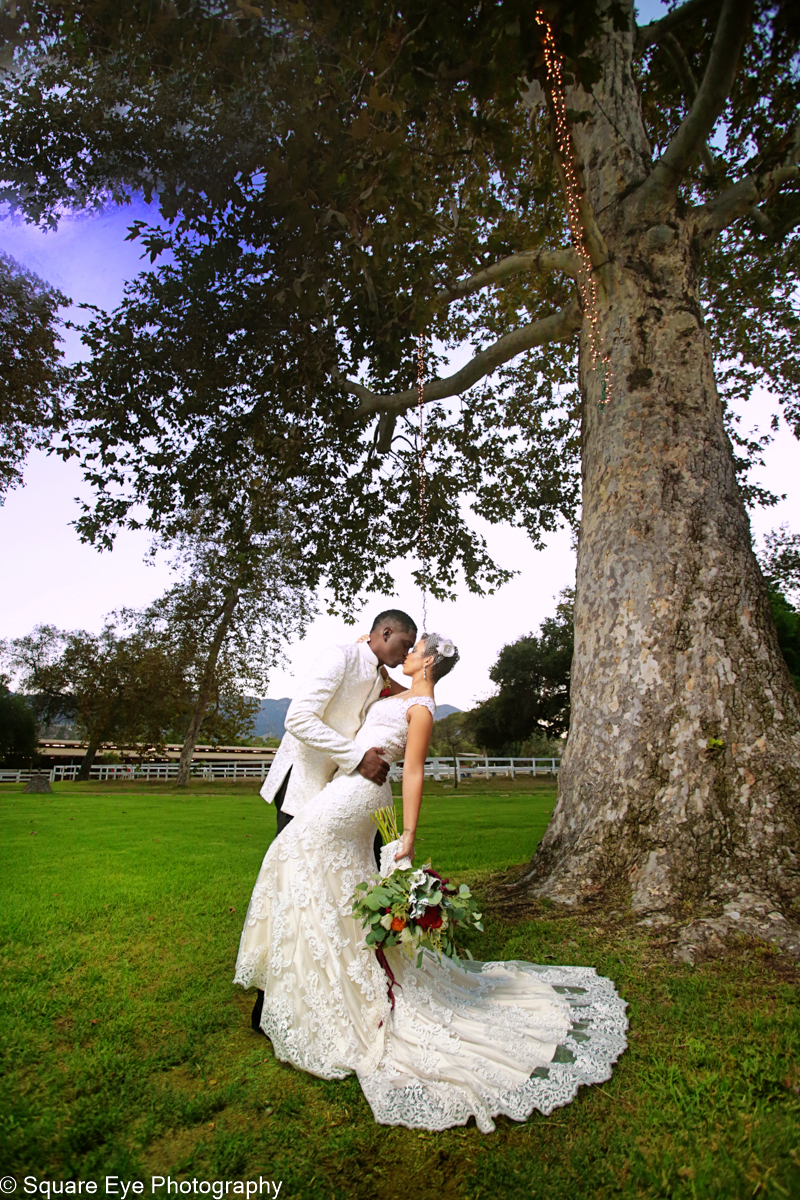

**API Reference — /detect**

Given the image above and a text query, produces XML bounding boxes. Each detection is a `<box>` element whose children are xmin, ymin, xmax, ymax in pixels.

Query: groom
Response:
<box><xmin>262</xmin><ymin>608</ymin><xmax>417</xmax><ymax>833</ymax></box>
<box><xmin>251</xmin><ymin>609</ymin><xmax>417</xmax><ymax>1031</ymax></box>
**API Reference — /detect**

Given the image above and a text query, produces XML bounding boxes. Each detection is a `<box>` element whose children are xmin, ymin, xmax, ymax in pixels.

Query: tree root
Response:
<box><xmin>673</xmin><ymin>894</ymin><xmax>800</xmax><ymax>963</ymax></box>
<box><xmin>481</xmin><ymin>869</ymin><xmax>800</xmax><ymax>964</ymax></box>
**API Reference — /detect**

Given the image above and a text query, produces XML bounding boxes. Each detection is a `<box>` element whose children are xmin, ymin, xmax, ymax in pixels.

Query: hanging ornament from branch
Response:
<box><xmin>534</xmin><ymin>10</ymin><xmax>613</xmax><ymax>406</ymax></box>
<box><xmin>416</xmin><ymin>333</ymin><xmax>429</xmax><ymax>632</ymax></box>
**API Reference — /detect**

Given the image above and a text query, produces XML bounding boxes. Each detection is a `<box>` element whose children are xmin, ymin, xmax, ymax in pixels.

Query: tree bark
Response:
<box><xmin>517</xmin><ymin>9</ymin><xmax>800</xmax><ymax>952</ymax></box>
<box><xmin>77</xmin><ymin>735</ymin><xmax>102</xmax><ymax>782</ymax></box>
<box><xmin>448</xmin><ymin>741</ymin><xmax>461</xmax><ymax>789</ymax></box>
<box><xmin>175</xmin><ymin>586</ymin><xmax>240</xmax><ymax>786</ymax></box>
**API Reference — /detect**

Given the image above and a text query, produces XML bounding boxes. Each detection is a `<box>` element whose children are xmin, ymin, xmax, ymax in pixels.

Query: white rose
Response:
<box><xmin>379</xmin><ymin>912</ymin><xmax>393</xmax><ymax>930</ymax></box>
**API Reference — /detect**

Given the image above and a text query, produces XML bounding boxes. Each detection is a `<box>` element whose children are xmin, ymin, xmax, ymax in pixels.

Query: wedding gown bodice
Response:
<box><xmin>350</xmin><ymin>693</ymin><xmax>436</xmax><ymax>764</ymax></box>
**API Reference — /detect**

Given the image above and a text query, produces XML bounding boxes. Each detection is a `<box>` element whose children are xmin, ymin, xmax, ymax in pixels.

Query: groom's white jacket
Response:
<box><xmin>260</xmin><ymin>641</ymin><xmax>385</xmax><ymax>818</ymax></box>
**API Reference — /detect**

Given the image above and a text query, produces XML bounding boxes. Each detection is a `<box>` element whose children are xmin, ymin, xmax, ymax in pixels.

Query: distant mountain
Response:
<box><xmin>251</xmin><ymin>698</ymin><xmax>462</xmax><ymax>739</ymax></box>
<box><xmin>251</xmin><ymin>698</ymin><xmax>292</xmax><ymax>738</ymax></box>
<box><xmin>434</xmin><ymin>704</ymin><xmax>461</xmax><ymax>720</ymax></box>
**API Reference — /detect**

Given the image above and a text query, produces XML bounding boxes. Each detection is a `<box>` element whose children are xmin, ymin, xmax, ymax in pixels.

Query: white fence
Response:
<box><xmin>1</xmin><ymin>756</ymin><xmax>560</xmax><ymax>786</ymax></box>
<box><xmin>0</xmin><ymin>761</ymin><xmax>273</xmax><ymax>783</ymax></box>
<box><xmin>389</xmin><ymin>756</ymin><xmax>560</xmax><ymax>782</ymax></box>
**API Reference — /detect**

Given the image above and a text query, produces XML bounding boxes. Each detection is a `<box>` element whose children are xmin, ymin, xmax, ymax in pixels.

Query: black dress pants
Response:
<box><xmin>274</xmin><ymin>767</ymin><xmax>294</xmax><ymax>836</ymax></box>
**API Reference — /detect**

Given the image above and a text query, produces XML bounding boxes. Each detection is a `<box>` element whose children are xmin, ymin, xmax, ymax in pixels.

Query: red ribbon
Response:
<box><xmin>375</xmin><ymin>943</ymin><xmax>401</xmax><ymax>1012</ymax></box>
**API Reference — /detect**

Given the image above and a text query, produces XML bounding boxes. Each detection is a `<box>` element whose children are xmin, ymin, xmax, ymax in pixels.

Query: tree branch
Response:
<box><xmin>692</xmin><ymin>165</ymin><xmax>799</xmax><ymax>237</ymax></box>
<box><xmin>373</xmin><ymin>14</ymin><xmax>428</xmax><ymax>83</ymax></box>
<box><xmin>659</xmin><ymin>33</ymin><xmax>717</xmax><ymax>174</ymax></box>
<box><xmin>434</xmin><ymin>247</ymin><xmax>578</xmax><ymax>304</ymax></box>
<box><xmin>643</xmin><ymin>0</ymin><xmax>753</xmax><ymax>206</ymax></box>
<box><xmin>341</xmin><ymin>301</ymin><xmax>583</xmax><ymax>418</ymax></box>
<box><xmin>791</xmin><ymin>118</ymin><xmax>800</xmax><ymax>167</ymax></box>
<box><xmin>775</xmin><ymin>206</ymin><xmax>800</xmax><ymax>241</ymax></box>
<box><xmin>635</xmin><ymin>0</ymin><xmax>718</xmax><ymax>57</ymax></box>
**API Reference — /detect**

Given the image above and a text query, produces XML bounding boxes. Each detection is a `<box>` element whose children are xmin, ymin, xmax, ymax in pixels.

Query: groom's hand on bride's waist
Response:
<box><xmin>358</xmin><ymin>747</ymin><xmax>389</xmax><ymax>784</ymax></box>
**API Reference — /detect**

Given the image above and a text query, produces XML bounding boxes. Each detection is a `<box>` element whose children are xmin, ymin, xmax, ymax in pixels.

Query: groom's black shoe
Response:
<box><xmin>251</xmin><ymin>988</ymin><xmax>265</xmax><ymax>1033</ymax></box>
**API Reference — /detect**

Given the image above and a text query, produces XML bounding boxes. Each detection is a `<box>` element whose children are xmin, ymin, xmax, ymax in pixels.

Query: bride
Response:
<box><xmin>234</xmin><ymin>633</ymin><xmax>627</xmax><ymax>1133</ymax></box>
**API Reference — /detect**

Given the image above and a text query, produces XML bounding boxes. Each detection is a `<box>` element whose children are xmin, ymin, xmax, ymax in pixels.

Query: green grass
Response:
<box><xmin>1</xmin><ymin>778</ymin><xmax>798</xmax><ymax>1199</ymax></box>
<box><xmin>393</xmin><ymin>775</ymin><xmax>558</xmax><ymax>874</ymax></box>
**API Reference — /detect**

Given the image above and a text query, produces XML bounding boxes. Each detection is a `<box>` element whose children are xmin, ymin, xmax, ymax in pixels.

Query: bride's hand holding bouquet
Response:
<box><xmin>396</xmin><ymin>828</ymin><xmax>415</xmax><ymax>862</ymax></box>
<box><xmin>352</xmin><ymin>807</ymin><xmax>484</xmax><ymax>973</ymax></box>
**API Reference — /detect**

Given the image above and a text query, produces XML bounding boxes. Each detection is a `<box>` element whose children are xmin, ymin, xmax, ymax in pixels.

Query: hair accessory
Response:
<box><xmin>420</xmin><ymin>632</ymin><xmax>459</xmax><ymax>673</ymax></box>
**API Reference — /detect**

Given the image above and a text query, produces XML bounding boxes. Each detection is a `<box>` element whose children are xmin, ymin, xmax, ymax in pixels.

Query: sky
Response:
<box><xmin>1</xmin><ymin>0</ymin><xmax>797</xmax><ymax>710</ymax></box>
<box><xmin>0</xmin><ymin>202</ymin><xmax>582</xmax><ymax>711</ymax></box>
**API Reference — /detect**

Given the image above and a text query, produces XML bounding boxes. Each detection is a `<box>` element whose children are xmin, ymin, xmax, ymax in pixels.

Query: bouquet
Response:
<box><xmin>351</xmin><ymin>807</ymin><xmax>484</xmax><ymax>1005</ymax></box>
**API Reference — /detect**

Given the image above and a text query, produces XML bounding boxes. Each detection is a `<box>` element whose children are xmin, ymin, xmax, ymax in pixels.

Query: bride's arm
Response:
<box><xmin>396</xmin><ymin>705</ymin><xmax>434</xmax><ymax>861</ymax></box>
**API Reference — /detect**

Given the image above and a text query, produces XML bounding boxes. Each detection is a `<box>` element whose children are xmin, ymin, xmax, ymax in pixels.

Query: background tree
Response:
<box><xmin>760</xmin><ymin>525</ymin><xmax>800</xmax><ymax>602</ymax></box>
<box><xmin>0</xmin><ymin>252</ymin><xmax>65</xmax><ymax>499</ymax></box>
<box><xmin>2</xmin><ymin>623</ymin><xmax>194</xmax><ymax>779</ymax></box>
<box><xmin>471</xmin><ymin>590</ymin><xmax>574</xmax><ymax>754</ymax></box>
<box><xmin>3</xmin><ymin>1</ymin><xmax>800</xmax><ymax>937</ymax></box>
<box><xmin>758</xmin><ymin>525</ymin><xmax>800</xmax><ymax>690</ymax></box>
<box><xmin>131</xmin><ymin>509</ymin><xmax>315</xmax><ymax>785</ymax></box>
<box><xmin>429</xmin><ymin>711</ymin><xmax>481</xmax><ymax>788</ymax></box>
<box><xmin>764</xmin><ymin>592</ymin><xmax>800</xmax><ymax>691</ymax></box>
<box><xmin>0</xmin><ymin>678</ymin><xmax>38</xmax><ymax>767</ymax></box>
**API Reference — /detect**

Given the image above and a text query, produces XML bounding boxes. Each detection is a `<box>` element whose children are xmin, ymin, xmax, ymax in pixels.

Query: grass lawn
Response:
<box><xmin>1</xmin><ymin>777</ymin><xmax>798</xmax><ymax>1199</ymax></box>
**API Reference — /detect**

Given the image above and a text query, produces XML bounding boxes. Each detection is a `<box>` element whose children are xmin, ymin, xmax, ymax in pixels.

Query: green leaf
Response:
<box><xmin>349</xmin><ymin>109</ymin><xmax>371</xmax><ymax>139</ymax></box>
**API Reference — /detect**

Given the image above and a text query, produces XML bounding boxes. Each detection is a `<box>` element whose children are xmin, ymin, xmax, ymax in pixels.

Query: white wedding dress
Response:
<box><xmin>234</xmin><ymin>694</ymin><xmax>628</xmax><ymax>1132</ymax></box>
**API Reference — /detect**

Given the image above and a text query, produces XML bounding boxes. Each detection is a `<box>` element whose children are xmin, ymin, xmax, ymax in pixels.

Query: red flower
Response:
<box><xmin>416</xmin><ymin>906</ymin><xmax>443</xmax><ymax>931</ymax></box>
<box><xmin>426</xmin><ymin>868</ymin><xmax>451</xmax><ymax>886</ymax></box>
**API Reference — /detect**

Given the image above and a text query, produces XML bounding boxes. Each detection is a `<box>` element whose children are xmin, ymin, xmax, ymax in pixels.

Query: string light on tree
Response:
<box><xmin>416</xmin><ymin>334</ymin><xmax>429</xmax><ymax>631</ymax></box>
<box><xmin>534</xmin><ymin>10</ymin><xmax>613</xmax><ymax>405</ymax></box>
<box><xmin>413</xmin><ymin>18</ymin><xmax>608</xmax><ymax>634</ymax></box>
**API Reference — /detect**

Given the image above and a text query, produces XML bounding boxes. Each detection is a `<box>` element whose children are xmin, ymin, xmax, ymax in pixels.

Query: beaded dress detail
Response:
<box><xmin>234</xmin><ymin>694</ymin><xmax>628</xmax><ymax>1132</ymax></box>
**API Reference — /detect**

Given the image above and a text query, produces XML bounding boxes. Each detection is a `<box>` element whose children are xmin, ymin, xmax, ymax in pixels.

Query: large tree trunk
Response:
<box><xmin>175</xmin><ymin>586</ymin><xmax>240</xmax><ymax>786</ymax></box>
<box><xmin>519</xmin><ymin>11</ymin><xmax>800</xmax><ymax>953</ymax></box>
<box><xmin>77</xmin><ymin>736</ymin><xmax>102</xmax><ymax>782</ymax></box>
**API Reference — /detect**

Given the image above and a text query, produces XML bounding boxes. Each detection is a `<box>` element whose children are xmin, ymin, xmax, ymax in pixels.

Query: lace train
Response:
<box><xmin>359</xmin><ymin>958</ymin><xmax>627</xmax><ymax>1132</ymax></box>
